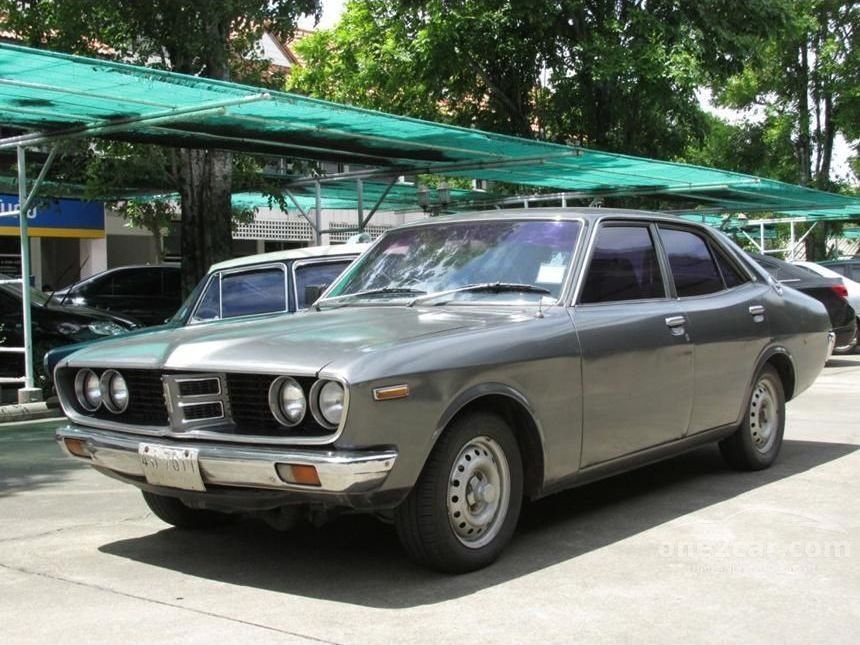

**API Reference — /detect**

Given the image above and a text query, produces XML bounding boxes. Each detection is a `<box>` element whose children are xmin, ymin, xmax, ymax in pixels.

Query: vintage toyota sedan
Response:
<box><xmin>55</xmin><ymin>209</ymin><xmax>833</xmax><ymax>572</ymax></box>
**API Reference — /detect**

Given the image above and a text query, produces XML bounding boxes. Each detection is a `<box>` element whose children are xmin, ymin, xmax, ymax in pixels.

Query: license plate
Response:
<box><xmin>139</xmin><ymin>443</ymin><xmax>206</xmax><ymax>491</ymax></box>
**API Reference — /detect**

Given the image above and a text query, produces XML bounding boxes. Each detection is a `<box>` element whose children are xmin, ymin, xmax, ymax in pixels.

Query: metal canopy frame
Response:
<box><xmin>1</xmin><ymin>93</ymin><xmax>272</xmax><ymax>402</ymax></box>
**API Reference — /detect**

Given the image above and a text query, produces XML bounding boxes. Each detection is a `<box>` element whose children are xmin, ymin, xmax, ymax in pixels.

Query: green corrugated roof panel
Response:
<box><xmin>1</xmin><ymin>42</ymin><xmax>858</xmax><ymax>216</ymax></box>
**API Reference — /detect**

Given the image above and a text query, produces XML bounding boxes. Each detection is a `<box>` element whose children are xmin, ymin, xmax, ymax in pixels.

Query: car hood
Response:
<box><xmin>59</xmin><ymin>305</ymin><xmax>536</xmax><ymax>374</ymax></box>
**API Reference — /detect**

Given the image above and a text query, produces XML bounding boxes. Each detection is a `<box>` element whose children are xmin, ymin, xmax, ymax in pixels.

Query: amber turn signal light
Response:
<box><xmin>275</xmin><ymin>463</ymin><xmax>321</xmax><ymax>487</ymax></box>
<box><xmin>373</xmin><ymin>384</ymin><xmax>410</xmax><ymax>401</ymax></box>
<box><xmin>64</xmin><ymin>438</ymin><xmax>91</xmax><ymax>459</ymax></box>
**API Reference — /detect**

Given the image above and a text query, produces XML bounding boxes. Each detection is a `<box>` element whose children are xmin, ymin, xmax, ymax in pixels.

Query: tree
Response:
<box><xmin>2</xmin><ymin>0</ymin><xmax>321</xmax><ymax>292</ymax></box>
<box><xmin>290</xmin><ymin>0</ymin><xmax>789</xmax><ymax>161</ymax></box>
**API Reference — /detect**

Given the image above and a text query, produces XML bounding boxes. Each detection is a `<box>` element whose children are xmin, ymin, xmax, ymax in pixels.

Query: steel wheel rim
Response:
<box><xmin>749</xmin><ymin>377</ymin><xmax>779</xmax><ymax>453</ymax></box>
<box><xmin>446</xmin><ymin>436</ymin><xmax>511</xmax><ymax>549</ymax></box>
<box><xmin>833</xmin><ymin>328</ymin><xmax>858</xmax><ymax>353</ymax></box>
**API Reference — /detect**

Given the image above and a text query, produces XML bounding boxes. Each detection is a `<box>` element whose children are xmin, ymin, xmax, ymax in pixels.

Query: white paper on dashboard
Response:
<box><xmin>536</xmin><ymin>263</ymin><xmax>566</xmax><ymax>284</ymax></box>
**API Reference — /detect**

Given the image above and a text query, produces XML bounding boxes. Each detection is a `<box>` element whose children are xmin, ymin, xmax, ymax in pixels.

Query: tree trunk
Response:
<box><xmin>177</xmin><ymin>149</ymin><xmax>233</xmax><ymax>295</ymax></box>
<box><xmin>796</xmin><ymin>43</ymin><xmax>812</xmax><ymax>186</ymax></box>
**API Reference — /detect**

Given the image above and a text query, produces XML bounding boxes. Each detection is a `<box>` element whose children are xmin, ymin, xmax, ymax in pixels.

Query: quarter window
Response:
<box><xmin>580</xmin><ymin>225</ymin><xmax>665</xmax><ymax>304</ymax></box>
<box><xmin>659</xmin><ymin>228</ymin><xmax>724</xmax><ymax>297</ymax></box>
<box><xmin>294</xmin><ymin>260</ymin><xmax>352</xmax><ymax>309</ymax></box>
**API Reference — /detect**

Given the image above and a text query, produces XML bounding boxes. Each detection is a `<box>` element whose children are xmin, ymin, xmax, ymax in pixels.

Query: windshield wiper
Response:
<box><xmin>315</xmin><ymin>287</ymin><xmax>427</xmax><ymax>310</ymax></box>
<box><xmin>408</xmin><ymin>282</ymin><xmax>551</xmax><ymax>307</ymax></box>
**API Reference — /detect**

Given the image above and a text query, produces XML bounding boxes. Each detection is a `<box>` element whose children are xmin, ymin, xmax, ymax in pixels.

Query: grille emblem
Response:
<box><xmin>161</xmin><ymin>374</ymin><xmax>230</xmax><ymax>429</ymax></box>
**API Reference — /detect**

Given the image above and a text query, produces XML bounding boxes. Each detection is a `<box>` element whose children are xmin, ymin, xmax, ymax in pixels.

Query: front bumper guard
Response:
<box><xmin>56</xmin><ymin>424</ymin><xmax>397</xmax><ymax>494</ymax></box>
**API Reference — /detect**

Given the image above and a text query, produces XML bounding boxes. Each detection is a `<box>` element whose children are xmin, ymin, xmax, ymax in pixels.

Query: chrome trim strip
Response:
<box><xmin>56</xmin><ymin>424</ymin><xmax>397</xmax><ymax>494</ymax></box>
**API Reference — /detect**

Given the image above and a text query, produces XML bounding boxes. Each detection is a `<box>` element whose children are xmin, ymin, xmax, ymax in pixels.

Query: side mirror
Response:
<box><xmin>304</xmin><ymin>284</ymin><xmax>329</xmax><ymax>307</ymax></box>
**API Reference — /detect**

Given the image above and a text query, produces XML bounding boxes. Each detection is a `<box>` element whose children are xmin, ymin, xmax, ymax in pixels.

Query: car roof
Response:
<box><xmin>208</xmin><ymin>242</ymin><xmax>370</xmax><ymax>273</ymax></box>
<box><xmin>397</xmin><ymin>207</ymin><xmax>693</xmax><ymax>227</ymax></box>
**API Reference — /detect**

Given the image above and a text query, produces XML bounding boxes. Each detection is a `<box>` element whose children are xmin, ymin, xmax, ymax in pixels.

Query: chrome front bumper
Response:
<box><xmin>56</xmin><ymin>424</ymin><xmax>397</xmax><ymax>494</ymax></box>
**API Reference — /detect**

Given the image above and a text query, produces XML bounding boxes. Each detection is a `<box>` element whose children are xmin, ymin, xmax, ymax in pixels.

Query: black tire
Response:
<box><xmin>394</xmin><ymin>411</ymin><xmax>523</xmax><ymax>573</ymax></box>
<box><xmin>141</xmin><ymin>491</ymin><xmax>232</xmax><ymax>530</ymax></box>
<box><xmin>832</xmin><ymin>322</ymin><xmax>858</xmax><ymax>355</ymax></box>
<box><xmin>719</xmin><ymin>364</ymin><xmax>785</xmax><ymax>471</ymax></box>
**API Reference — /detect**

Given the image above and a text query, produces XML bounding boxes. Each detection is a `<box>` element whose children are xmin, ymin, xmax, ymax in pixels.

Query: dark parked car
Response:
<box><xmin>55</xmin><ymin>209</ymin><xmax>832</xmax><ymax>572</ymax></box>
<box><xmin>750</xmin><ymin>253</ymin><xmax>857</xmax><ymax>354</ymax></box>
<box><xmin>0</xmin><ymin>276</ymin><xmax>139</xmax><ymax>383</ymax></box>
<box><xmin>53</xmin><ymin>265</ymin><xmax>181</xmax><ymax>326</ymax></box>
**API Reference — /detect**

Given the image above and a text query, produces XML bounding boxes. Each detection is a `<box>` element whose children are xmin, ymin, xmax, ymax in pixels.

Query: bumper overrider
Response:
<box><xmin>56</xmin><ymin>424</ymin><xmax>398</xmax><ymax>504</ymax></box>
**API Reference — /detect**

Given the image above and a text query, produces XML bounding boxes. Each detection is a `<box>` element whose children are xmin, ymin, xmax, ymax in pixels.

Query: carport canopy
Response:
<box><xmin>1</xmin><ymin>42</ymin><xmax>859</xmax><ymax>216</ymax></box>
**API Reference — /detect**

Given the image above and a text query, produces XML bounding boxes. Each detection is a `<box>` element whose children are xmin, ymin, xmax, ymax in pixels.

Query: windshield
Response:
<box><xmin>323</xmin><ymin>219</ymin><xmax>582</xmax><ymax>306</ymax></box>
<box><xmin>0</xmin><ymin>276</ymin><xmax>50</xmax><ymax>306</ymax></box>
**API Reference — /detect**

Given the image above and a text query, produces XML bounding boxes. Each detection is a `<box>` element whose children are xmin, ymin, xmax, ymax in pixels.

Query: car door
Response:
<box><xmin>572</xmin><ymin>222</ymin><xmax>694</xmax><ymax>467</ymax></box>
<box><xmin>656</xmin><ymin>225</ymin><xmax>771</xmax><ymax>434</ymax></box>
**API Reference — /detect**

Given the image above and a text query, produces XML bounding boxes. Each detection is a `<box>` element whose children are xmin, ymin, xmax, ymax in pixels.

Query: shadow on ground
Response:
<box><xmin>0</xmin><ymin>420</ymin><xmax>82</xmax><ymax>498</ymax></box>
<box><xmin>99</xmin><ymin>439</ymin><xmax>856</xmax><ymax>608</ymax></box>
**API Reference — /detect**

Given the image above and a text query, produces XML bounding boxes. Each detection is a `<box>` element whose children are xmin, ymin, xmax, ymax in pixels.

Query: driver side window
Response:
<box><xmin>191</xmin><ymin>266</ymin><xmax>287</xmax><ymax>322</ymax></box>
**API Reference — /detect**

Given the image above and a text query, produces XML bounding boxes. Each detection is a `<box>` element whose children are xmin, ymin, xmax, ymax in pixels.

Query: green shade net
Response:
<box><xmin>1</xmin><ymin>42</ymin><xmax>858</xmax><ymax>217</ymax></box>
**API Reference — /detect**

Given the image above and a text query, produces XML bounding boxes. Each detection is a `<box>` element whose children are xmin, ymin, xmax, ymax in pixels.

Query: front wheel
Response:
<box><xmin>142</xmin><ymin>491</ymin><xmax>232</xmax><ymax>530</ymax></box>
<box><xmin>395</xmin><ymin>411</ymin><xmax>523</xmax><ymax>573</ymax></box>
<box><xmin>719</xmin><ymin>364</ymin><xmax>785</xmax><ymax>471</ymax></box>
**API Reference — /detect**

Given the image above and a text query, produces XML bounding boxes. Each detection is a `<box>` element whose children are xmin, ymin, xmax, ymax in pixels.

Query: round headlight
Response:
<box><xmin>74</xmin><ymin>368</ymin><xmax>102</xmax><ymax>412</ymax></box>
<box><xmin>101</xmin><ymin>369</ymin><xmax>129</xmax><ymax>414</ymax></box>
<box><xmin>268</xmin><ymin>376</ymin><xmax>306</xmax><ymax>427</ymax></box>
<box><xmin>313</xmin><ymin>380</ymin><xmax>345</xmax><ymax>429</ymax></box>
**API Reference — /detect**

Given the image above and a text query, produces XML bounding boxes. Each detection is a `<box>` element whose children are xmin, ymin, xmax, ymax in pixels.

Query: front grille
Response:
<box><xmin>181</xmin><ymin>401</ymin><xmax>224</xmax><ymax>421</ymax></box>
<box><xmin>94</xmin><ymin>369</ymin><xmax>168</xmax><ymax>425</ymax></box>
<box><xmin>178</xmin><ymin>378</ymin><xmax>220</xmax><ymax>397</ymax></box>
<box><xmin>63</xmin><ymin>367</ymin><xmax>336</xmax><ymax>441</ymax></box>
<box><xmin>226</xmin><ymin>373</ymin><xmax>333</xmax><ymax>438</ymax></box>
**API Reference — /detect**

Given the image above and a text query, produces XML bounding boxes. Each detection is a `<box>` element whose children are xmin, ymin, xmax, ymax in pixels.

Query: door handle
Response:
<box><xmin>749</xmin><ymin>305</ymin><xmax>766</xmax><ymax>316</ymax></box>
<box><xmin>665</xmin><ymin>316</ymin><xmax>686</xmax><ymax>328</ymax></box>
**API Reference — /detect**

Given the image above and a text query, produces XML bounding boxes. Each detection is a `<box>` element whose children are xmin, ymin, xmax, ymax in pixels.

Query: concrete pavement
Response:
<box><xmin>1</xmin><ymin>357</ymin><xmax>858</xmax><ymax>644</ymax></box>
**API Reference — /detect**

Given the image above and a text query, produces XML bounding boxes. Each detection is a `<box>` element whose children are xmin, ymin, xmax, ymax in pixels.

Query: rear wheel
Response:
<box><xmin>719</xmin><ymin>364</ymin><xmax>785</xmax><ymax>471</ymax></box>
<box><xmin>142</xmin><ymin>491</ymin><xmax>232</xmax><ymax>530</ymax></box>
<box><xmin>832</xmin><ymin>322</ymin><xmax>858</xmax><ymax>355</ymax></box>
<box><xmin>395</xmin><ymin>411</ymin><xmax>523</xmax><ymax>573</ymax></box>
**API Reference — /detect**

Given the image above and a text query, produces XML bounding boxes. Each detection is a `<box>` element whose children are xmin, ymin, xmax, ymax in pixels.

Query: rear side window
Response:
<box><xmin>580</xmin><ymin>225</ymin><xmax>665</xmax><ymax>304</ymax></box>
<box><xmin>658</xmin><ymin>228</ymin><xmax>724</xmax><ymax>297</ymax></box>
<box><xmin>192</xmin><ymin>266</ymin><xmax>287</xmax><ymax>322</ymax></box>
<box><xmin>109</xmin><ymin>269</ymin><xmax>162</xmax><ymax>296</ymax></box>
<box><xmin>712</xmin><ymin>248</ymin><xmax>748</xmax><ymax>288</ymax></box>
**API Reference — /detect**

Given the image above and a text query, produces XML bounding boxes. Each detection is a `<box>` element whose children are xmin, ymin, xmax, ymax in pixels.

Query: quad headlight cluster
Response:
<box><xmin>268</xmin><ymin>376</ymin><xmax>346</xmax><ymax>430</ymax></box>
<box><xmin>74</xmin><ymin>368</ymin><xmax>129</xmax><ymax>414</ymax></box>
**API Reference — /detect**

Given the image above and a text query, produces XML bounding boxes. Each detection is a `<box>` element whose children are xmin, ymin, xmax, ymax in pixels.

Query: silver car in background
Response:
<box><xmin>55</xmin><ymin>209</ymin><xmax>832</xmax><ymax>572</ymax></box>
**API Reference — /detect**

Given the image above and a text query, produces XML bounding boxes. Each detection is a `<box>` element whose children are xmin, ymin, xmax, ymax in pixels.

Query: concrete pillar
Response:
<box><xmin>79</xmin><ymin>237</ymin><xmax>108</xmax><ymax>279</ymax></box>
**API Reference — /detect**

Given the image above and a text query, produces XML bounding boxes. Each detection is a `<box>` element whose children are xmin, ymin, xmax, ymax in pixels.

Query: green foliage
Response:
<box><xmin>1</xmin><ymin>0</ymin><xmax>321</xmax><ymax>289</ymax></box>
<box><xmin>290</xmin><ymin>0</ymin><xmax>789</xmax><ymax>161</ymax></box>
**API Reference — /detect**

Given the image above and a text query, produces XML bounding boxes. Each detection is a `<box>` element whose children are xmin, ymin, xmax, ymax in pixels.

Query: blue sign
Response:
<box><xmin>0</xmin><ymin>193</ymin><xmax>105</xmax><ymax>238</ymax></box>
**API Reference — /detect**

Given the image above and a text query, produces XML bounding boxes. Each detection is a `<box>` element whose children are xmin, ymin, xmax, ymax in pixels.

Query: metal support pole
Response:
<box><xmin>314</xmin><ymin>181</ymin><xmax>322</xmax><ymax>245</ymax></box>
<box><xmin>788</xmin><ymin>221</ymin><xmax>796</xmax><ymax>261</ymax></box>
<box><xmin>16</xmin><ymin>146</ymin><xmax>41</xmax><ymax>402</ymax></box>
<box><xmin>356</xmin><ymin>179</ymin><xmax>364</xmax><ymax>233</ymax></box>
<box><xmin>759</xmin><ymin>223</ymin><xmax>765</xmax><ymax>254</ymax></box>
<box><xmin>360</xmin><ymin>178</ymin><xmax>397</xmax><ymax>230</ymax></box>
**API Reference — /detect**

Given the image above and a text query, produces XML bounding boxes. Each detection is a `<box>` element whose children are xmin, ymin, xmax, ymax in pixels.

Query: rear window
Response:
<box><xmin>659</xmin><ymin>228</ymin><xmax>724</xmax><ymax>297</ymax></box>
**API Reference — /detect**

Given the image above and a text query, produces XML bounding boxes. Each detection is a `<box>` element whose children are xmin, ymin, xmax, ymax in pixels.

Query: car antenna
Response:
<box><xmin>536</xmin><ymin>296</ymin><xmax>545</xmax><ymax>319</ymax></box>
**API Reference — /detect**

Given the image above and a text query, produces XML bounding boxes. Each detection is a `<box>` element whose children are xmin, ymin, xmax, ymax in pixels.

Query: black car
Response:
<box><xmin>53</xmin><ymin>265</ymin><xmax>181</xmax><ymax>326</ymax></box>
<box><xmin>751</xmin><ymin>253</ymin><xmax>857</xmax><ymax>354</ymax></box>
<box><xmin>1</xmin><ymin>276</ymin><xmax>139</xmax><ymax>384</ymax></box>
